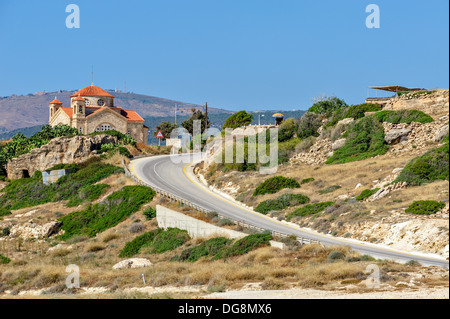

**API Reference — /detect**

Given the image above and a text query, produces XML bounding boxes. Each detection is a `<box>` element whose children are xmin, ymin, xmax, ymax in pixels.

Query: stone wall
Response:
<box><xmin>6</xmin><ymin>134</ymin><xmax>118</xmax><ymax>179</ymax></box>
<box><xmin>156</xmin><ymin>205</ymin><xmax>285</xmax><ymax>249</ymax></box>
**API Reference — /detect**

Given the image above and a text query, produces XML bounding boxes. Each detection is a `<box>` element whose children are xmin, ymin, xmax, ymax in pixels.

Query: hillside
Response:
<box><xmin>0</xmin><ymin>90</ymin><xmax>231</xmax><ymax>132</ymax></box>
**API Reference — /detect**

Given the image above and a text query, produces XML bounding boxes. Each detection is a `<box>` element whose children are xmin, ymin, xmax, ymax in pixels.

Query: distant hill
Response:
<box><xmin>0</xmin><ymin>89</ymin><xmax>231</xmax><ymax>132</ymax></box>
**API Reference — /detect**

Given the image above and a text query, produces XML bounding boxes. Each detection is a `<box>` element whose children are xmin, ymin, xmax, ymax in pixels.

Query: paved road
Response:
<box><xmin>130</xmin><ymin>153</ymin><xmax>449</xmax><ymax>268</ymax></box>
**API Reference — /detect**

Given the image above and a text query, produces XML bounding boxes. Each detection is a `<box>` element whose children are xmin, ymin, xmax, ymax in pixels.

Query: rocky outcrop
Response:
<box><xmin>6</xmin><ymin>134</ymin><xmax>118</xmax><ymax>180</ymax></box>
<box><xmin>290</xmin><ymin>138</ymin><xmax>333</xmax><ymax>166</ymax></box>
<box><xmin>434</xmin><ymin>124</ymin><xmax>449</xmax><ymax>142</ymax></box>
<box><xmin>383</xmin><ymin>89</ymin><xmax>449</xmax><ymax>117</ymax></box>
<box><xmin>113</xmin><ymin>258</ymin><xmax>152</xmax><ymax>270</ymax></box>
<box><xmin>8</xmin><ymin>220</ymin><xmax>63</xmax><ymax>240</ymax></box>
<box><xmin>332</xmin><ymin>138</ymin><xmax>346</xmax><ymax>151</ymax></box>
<box><xmin>384</xmin><ymin>129</ymin><xmax>411</xmax><ymax>145</ymax></box>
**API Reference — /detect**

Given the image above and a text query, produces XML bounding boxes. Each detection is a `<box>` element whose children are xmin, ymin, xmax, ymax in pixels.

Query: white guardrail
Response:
<box><xmin>123</xmin><ymin>158</ymin><xmax>320</xmax><ymax>246</ymax></box>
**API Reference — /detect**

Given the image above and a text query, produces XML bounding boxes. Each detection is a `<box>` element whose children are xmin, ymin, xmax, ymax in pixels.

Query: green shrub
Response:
<box><xmin>318</xmin><ymin>185</ymin><xmax>341</xmax><ymax>194</ymax></box>
<box><xmin>328</xmin><ymin>251</ymin><xmax>345</xmax><ymax>261</ymax></box>
<box><xmin>255</xmin><ymin>193</ymin><xmax>310</xmax><ymax>214</ymax></box>
<box><xmin>253</xmin><ymin>176</ymin><xmax>300</xmax><ymax>196</ymax></box>
<box><xmin>308</xmin><ymin>97</ymin><xmax>348</xmax><ymax>117</ymax></box>
<box><xmin>301</xmin><ymin>177</ymin><xmax>315</xmax><ymax>184</ymax></box>
<box><xmin>326</xmin><ymin>116</ymin><xmax>389</xmax><ymax>164</ymax></box>
<box><xmin>66</xmin><ymin>184</ymin><xmax>110</xmax><ymax>207</ymax></box>
<box><xmin>373</xmin><ymin>110</ymin><xmax>434</xmax><ymax>124</ymax></box>
<box><xmin>214</xmin><ymin>233</ymin><xmax>272</xmax><ymax>259</ymax></box>
<box><xmin>222</xmin><ymin>111</ymin><xmax>253</xmax><ymax>130</ymax></box>
<box><xmin>89</xmin><ymin>129</ymin><xmax>136</xmax><ymax>146</ymax></box>
<box><xmin>286</xmin><ymin>201</ymin><xmax>334</xmax><ymax>220</ymax></box>
<box><xmin>394</xmin><ymin>143</ymin><xmax>449</xmax><ymax>185</ymax></box>
<box><xmin>0</xmin><ymin>254</ymin><xmax>11</xmax><ymax>264</ymax></box>
<box><xmin>173</xmin><ymin>237</ymin><xmax>232</xmax><ymax>262</ymax></box>
<box><xmin>147</xmin><ymin>228</ymin><xmax>190</xmax><ymax>254</ymax></box>
<box><xmin>343</xmin><ymin>103</ymin><xmax>382</xmax><ymax>120</ymax></box>
<box><xmin>278</xmin><ymin>118</ymin><xmax>297</xmax><ymax>142</ymax></box>
<box><xmin>217</xmin><ymin>218</ymin><xmax>234</xmax><ymax>227</ymax></box>
<box><xmin>119</xmin><ymin>229</ymin><xmax>161</xmax><ymax>258</ymax></box>
<box><xmin>356</xmin><ymin>188</ymin><xmax>380</xmax><ymax>201</ymax></box>
<box><xmin>296</xmin><ymin>112</ymin><xmax>322</xmax><ymax>139</ymax></box>
<box><xmin>1</xmin><ymin>227</ymin><xmax>10</xmax><ymax>237</ymax></box>
<box><xmin>405</xmin><ymin>200</ymin><xmax>446</xmax><ymax>215</ymax></box>
<box><xmin>58</xmin><ymin>186</ymin><xmax>155</xmax><ymax>240</ymax></box>
<box><xmin>143</xmin><ymin>207</ymin><xmax>157</xmax><ymax>220</ymax></box>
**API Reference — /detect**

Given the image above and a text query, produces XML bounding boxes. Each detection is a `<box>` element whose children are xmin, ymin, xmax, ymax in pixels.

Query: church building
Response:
<box><xmin>48</xmin><ymin>84</ymin><xmax>149</xmax><ymax>144</ymax></box>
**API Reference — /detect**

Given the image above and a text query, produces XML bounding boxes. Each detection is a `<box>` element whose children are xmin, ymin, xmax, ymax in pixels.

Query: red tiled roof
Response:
<box><xmin>73</xmin><ymin>94</ymin><xmax>85</xmax><ymax>101</ymax></box>
<box><xmin>121</xmin><ymin>109</ymin><xmax>145</xmax><ymax>122</ymax></box>
<box><xmin>70</xmin><ymin>85</ymin><xmax>115</xmax><ymax>98</ymax></box>
<box><xmin>49</xmin><ymin>98</ymin><xmax>62</xmax><ymax>105</ymax></box>
<box><xmin>60</xmin><ymin>107</ymin><xmax>73</xmax><ymax>118</ymax></box>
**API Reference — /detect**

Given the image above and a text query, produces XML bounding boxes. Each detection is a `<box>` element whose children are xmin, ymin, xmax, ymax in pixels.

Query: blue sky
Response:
<box><xmin>0</xmin><ymin>0</ymin><xmax>448</xmax><ymax>111</ymax></box>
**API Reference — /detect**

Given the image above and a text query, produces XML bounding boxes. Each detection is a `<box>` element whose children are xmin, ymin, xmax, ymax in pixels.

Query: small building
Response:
<box><xmin>42</xmin><ymin>169</ymin><xmax>71</xmax><ymax>185</ymax></box>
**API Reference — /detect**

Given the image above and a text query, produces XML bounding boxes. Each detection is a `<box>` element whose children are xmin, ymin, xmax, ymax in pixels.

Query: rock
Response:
<box><xmin>434</xmin><ymin>124</ymin><xmax>449</xmax><ymax>142</ymax></box>
<box><xmin>355</xmin><ymin>183</ymin><xmax>363</xmax><ymax>190</ymax></box>
<box><xmin>332</xmin><ymin>138</ymin><xmax>346</xmax><ymax>151</ymax></box>
<box><xmin>392</xmin><ymin>168</ymin><xmax>403</xmax><ymax>174</ymax></box>
<box><xmin>113</xmin><ymin>258</ymin><xmax>153</xmax><ymax>270</ymax></box>
<box><xmin>10</xmin><ymin>220</ymin><xmax>64</xmax><ymax>239</ymax></box>
<box><xmin>45</xmin><ymin>222</ymin><xmax>63</xmax><ymax>238</ymax></box>
<box><xmin>337</xmin><ymin>118</ymin><xmax>354</xmax><ymax>126</ymax></box>
<box><xmin>6</xmin><ymin>134</ymin><xmax>118</xmax><ymax>180</ymax></box>
<box><xmin>384</xmin><ymin>129</ymin><xmax>411</xmax><ymax>145</ymax></box>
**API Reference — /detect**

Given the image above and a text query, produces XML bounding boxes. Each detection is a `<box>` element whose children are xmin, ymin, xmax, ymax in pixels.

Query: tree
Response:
<box><xmin>181</xmin><ymin>108</ymin><xmax>210</xmax><ymax>135</ymax></box>
<box><xmin>154</xmin><ymin>121</ymin><xmax>178</xmax><ymax>141</ymax></box>
<box><xmin>222</xmin><ymin>111</ymin><xmax>253</xmax><ymax>130</ymax></box>
<box><xmin>278</xmin><ymin>118</ymin><xmax>297</xmax><ymax>142</ymax></box>
<box><xmin>308</xmin><ymin>96</ymin><xmax>348</xmax><ymax>117</ymax></box>
<box><xmin>296</xmin><ymin>112</ymin><xmax>322</xmax><ymax>139</ymax></box>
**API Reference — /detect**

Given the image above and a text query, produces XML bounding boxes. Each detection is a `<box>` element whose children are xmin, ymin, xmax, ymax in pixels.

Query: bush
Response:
<box><xmin>222</xmin><ymin>111</ymin><xmax>253</xmax><ymax>130</ymax></box>
<box><xmin>356</xmin><ymin>188</ymin><xmax>380</xmax><ymax>201</ymax></box>
<box><xmin>394</xmin><ymin>143</ymin><xmax>449</xmax><ymax>185</ymax></box>
<box><xmin>253</xmin><ymin>176</ymin><xmax>300</xmax><ymax>196</ymax></box>
<box><xmin>148</xmin><ymin>228</ymin><xmax>190</xmax><ymax>254</ymax></box>
<box><xmin>405</xmin><ymin>200</ymin><xmax>446</xmax><ymax>215</ymax></box>
<box><xmin>214</xmin><ymin>233</ymin><xmax>272</xmax><ymax>259</ymax></box>
<box><xmin>173</xmin><ymin>237</ymin><xmax>232</xmax><ymax>262</ymax></box>
<box><xmin>318</xmin><ymin>185</ymin><xmax>341</xmax><ymax>194</ymax></box>
<box><xmin>308</xmin><ymin>97</ymin><xmax>348</xmax><ymax>117</ymax></box>
<box><xmin>143</xmin><ymin>207</ymin><xmax>157</xmax><ymax>220</ymax></box>
<box><xmin>255</xmin><ymin>193</ymin><xmax>310</xmax><ymax>214</ymax></box>
<box><xmin>66</xmin><ymin>183</ymin><xmax>110</xmax><ymax>207</ymax></box>
<box><xmin>373</xmin><ymin>110</ymin><xmax>434</xmax><ymax>124</ymax></box>
<box><xmin>278</xmin><ymin>118</ymin><xmax>297</xmax><ymax>142</ymax></box>
<box><xmin>58</xmin><ymin>186</ymin><xmax>155</xmax><ymax>240</ymax></box>
<box><xmin>296</xmin><ymin>112</ymin><xmax>322</xmax><ymax>139</ymax></box>
<box><xmin>217</xmin><ymin>218</ymin><xmax>234</xmax><ymax>227</ymax></box>
<box><xmin>0</xmin><ymin>254</ymin><xmax>11</xmax><ymax>264</ymax></box>
<box><xmin>328</xmin><ymin>251</ymin><xmax>346</xmax><ymax>261</ymax></box>
<box><xmin>119</xmin><ymin>229</ymin><xmax>162</xmax><ymax>258</ymax></box>
<box><xmin>326</xmin><ymin>115</ymin><xmax>389</xmax><ymax>164</ymax></box>
<box><xmin>286</xmin><ymin>201</ymin><xmax>334</xmax><ymax>220</ymax></box>
<box><xmin>343</xmin><ymin>103</ymin><xmax>382</xmax><ymax>120</ymax></box>
<box><xmin>129</xmin><ymin>223</ymin><xmax>146</xmax><ymax>233</ymax></box>
<box><xmin>301</xmin><ymin>177</ymin><xmax>315</xmax><ymax>184</ymax></box>
<box><xmin>89</xmin><ymin>129</ymin><xmax>136</xmax><ymax>147</ymax></box>
<box><xmin>1</xmin><ymin>227</ymin><xmax>10</xmax><ymax>237</ymax></box>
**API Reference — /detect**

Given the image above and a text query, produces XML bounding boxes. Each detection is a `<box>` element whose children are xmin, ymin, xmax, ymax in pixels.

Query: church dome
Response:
<box><xmin>70</xmin><ymin>84</ymin><xmax>115</xmax><ymax>98</ymax></box>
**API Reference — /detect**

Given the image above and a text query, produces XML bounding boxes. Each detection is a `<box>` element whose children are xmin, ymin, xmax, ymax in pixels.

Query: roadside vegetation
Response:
<box><xmin>253</xmin><ymin>176</ymin><xmax>301</xmax><ymax>196</ymax></box>
<box><xmin>405</xmin><ymin>200</ymin><xmax>446</xmax><ymax>215</ymax></box>
<box><xmin>255</xmin><ymin>193</ymin><xmax>310</xmax><ymax>214</ymax></box>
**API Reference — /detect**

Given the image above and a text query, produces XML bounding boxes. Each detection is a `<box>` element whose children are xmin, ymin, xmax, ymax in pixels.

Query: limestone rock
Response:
<box><xmin>337</xmin><ymin>118</ymin><xmax>354</xmax><ymax>126</ymax></box>
<box><xmin>113</xmin><ymin>258</ymin><xmax>153</xmax><ymax>270</ymax></box>
<box><xmin>434</xmin><ymin>124</ymin><xmax>449</xmax><ymax>142</ymax></box>
<box><xmin>6</xmin><ymin>134</ymin><xmax>118</xmax><ymax>180</ymax></box>
<box><xmin>332</xmin><ymin>138</ymin><xmax>346</xmax><ymax>151</ymax></box>
<box><xmin>384</xmin><ymin>129</ymin><xmax>411</xmax><ymax>145</ymax></box>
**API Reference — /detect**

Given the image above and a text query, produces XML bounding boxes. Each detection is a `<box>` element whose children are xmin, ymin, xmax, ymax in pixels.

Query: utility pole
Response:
<box><xmin>174</xmin><ymin>104</ymin><xmax>177</xmax><ymax>124</ymax></box>
<box><xmin>205</xmin><ymin>102</ymin><xmax>208</xmax><ymax>132</ymax></box>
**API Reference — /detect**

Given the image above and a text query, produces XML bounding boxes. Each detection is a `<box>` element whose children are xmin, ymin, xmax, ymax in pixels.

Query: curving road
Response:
<box><xmin>130</xmin><ymin>153</ymin><xmax>449</xmax><ymax>268</ymax></box>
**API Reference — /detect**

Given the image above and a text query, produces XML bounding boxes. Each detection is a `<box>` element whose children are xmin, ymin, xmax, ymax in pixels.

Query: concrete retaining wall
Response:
<box><xmin>156</xmin><ymin>205</ymin><xmax>285</xmax><ymax>249</ymax></box>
